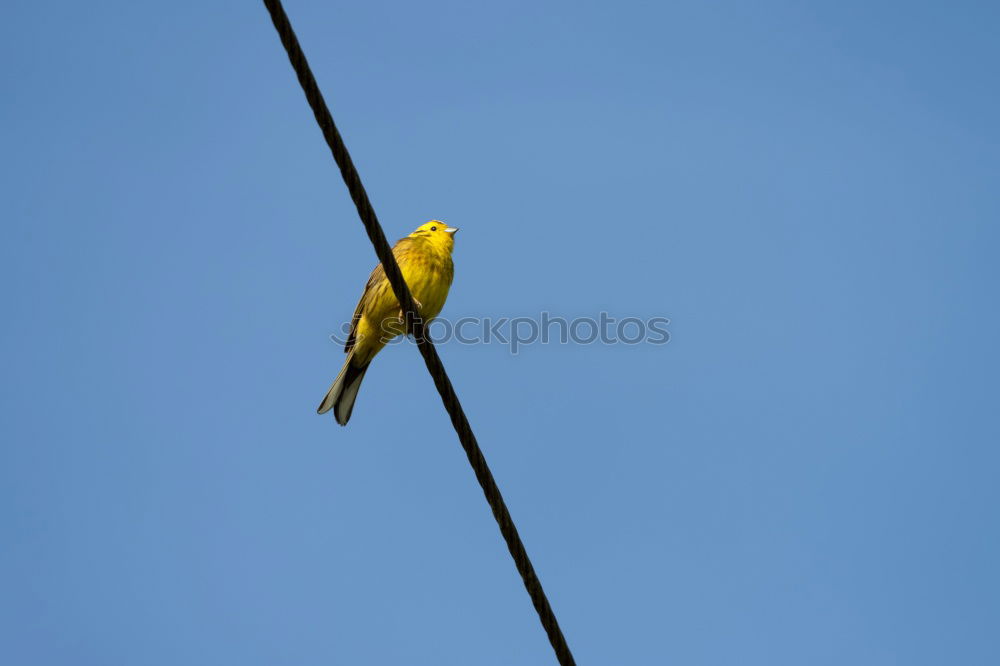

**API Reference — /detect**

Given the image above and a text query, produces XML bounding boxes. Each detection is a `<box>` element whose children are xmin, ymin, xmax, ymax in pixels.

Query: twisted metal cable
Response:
<box><xmin>261</xmin><ymin>2</ymin><xmax>576</xmax><ymax>663</ymax></box>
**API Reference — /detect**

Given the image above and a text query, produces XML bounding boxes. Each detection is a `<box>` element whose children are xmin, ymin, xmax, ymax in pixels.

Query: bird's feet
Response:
<box><xmin>397</xmin><ymin>298</ymin><xmax>423</xmax><ymax>323</ymax></box>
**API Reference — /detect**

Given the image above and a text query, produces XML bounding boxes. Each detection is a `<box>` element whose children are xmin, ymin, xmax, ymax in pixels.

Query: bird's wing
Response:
<box><xmin>344</xmin><ymin>238</ymin><xmax>410</xmax><ymax>353</ymax></box>
<box><xmin>345</xmin><ymin>261</ymin><xmax>385</xmax><ymax>353</ymax></box>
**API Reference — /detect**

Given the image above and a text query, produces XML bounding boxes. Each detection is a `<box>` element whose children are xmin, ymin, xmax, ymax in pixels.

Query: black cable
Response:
<box><xmin>261</xmin><ymin>2</ymin><xmax>577</xmax><ymax>663</ymax></box>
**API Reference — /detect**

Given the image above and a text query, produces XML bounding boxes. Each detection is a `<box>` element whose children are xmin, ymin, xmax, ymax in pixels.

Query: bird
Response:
<box><xmin>318</xmin><ymin>220</ymin><xmax>459</xmax><ymax>425</ymax></box>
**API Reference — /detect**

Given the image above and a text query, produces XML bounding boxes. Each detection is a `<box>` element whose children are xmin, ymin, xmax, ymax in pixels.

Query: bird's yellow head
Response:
<box><xmin>408</xmin><ymin>220</ymin><xmax>459</xmax><ymax>253</ymax></box>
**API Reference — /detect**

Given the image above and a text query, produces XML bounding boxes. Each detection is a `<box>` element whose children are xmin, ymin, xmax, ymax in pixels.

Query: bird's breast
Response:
<box><xmin>401</xmin><ymin>253</ymin><xmax>453</xmax><ymax>321</ymax></box>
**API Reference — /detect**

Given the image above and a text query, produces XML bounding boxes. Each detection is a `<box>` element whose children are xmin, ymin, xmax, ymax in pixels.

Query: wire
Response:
<box><xmin>261</xmin><ymin>2</ymin><xmax>577</xmax><ymax>663</ymax></box>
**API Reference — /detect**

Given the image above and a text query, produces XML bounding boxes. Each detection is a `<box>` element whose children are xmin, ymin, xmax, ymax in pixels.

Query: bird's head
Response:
<box><xmin>409</xmin><ymin>220</ymin><xmax>458</xmax><ymax>253</ymax></box>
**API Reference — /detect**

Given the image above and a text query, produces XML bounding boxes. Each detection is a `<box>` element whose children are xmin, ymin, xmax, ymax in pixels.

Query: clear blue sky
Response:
<box><xmin>2</xmin><ymin>1</ymin><xmax>998</xmax><ymax>664</ymax></box>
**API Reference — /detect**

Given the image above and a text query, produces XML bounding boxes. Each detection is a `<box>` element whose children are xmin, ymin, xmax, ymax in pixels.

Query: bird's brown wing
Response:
<box><xmin>344</xmin><ymin>238</ymin><xmax>411</xmax><ymax>353</ymax></box>
<box><xmin>345</xmin><ymin>262</ymin><xmax>384</xmax><ymax>353</ymax></box>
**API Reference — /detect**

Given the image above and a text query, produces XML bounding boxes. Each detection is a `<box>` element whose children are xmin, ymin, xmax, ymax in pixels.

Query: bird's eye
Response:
<box><xmin>431</xmin><ymin>226</ymin><xmax>437</xmax><ymax>231</ymax></box>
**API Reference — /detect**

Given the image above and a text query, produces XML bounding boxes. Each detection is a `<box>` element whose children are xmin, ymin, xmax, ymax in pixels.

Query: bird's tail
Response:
<box><xmin>317</xmin><ymin>355</ymin><xmax>370</xmax><ymax>425</ymax></box>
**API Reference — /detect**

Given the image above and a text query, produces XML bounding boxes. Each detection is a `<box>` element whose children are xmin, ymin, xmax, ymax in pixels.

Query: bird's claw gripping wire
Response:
<box><xmin>397</xmin><ymin>298</ymin><xmax>422</xmax><ymax>325</ymax></box>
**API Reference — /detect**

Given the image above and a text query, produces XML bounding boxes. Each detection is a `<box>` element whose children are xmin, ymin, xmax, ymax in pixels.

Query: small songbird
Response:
<box><xmin>318</xmin><ymin>220</ymin><xmax>458</xmax><ymax>425</ymax></box>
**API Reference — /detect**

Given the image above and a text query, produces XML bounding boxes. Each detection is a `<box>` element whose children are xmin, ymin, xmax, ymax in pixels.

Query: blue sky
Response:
<box><xmin>2</xmin><ymin>1</ymin><xmax>998</xmax><ymax>664</ymax></box>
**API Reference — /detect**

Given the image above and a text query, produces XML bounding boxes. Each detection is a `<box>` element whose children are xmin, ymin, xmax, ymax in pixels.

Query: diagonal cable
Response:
<box><xmin>261</xmin><ymin>2</ymin><xmax>576</xmax><ymax>664</ymax></box>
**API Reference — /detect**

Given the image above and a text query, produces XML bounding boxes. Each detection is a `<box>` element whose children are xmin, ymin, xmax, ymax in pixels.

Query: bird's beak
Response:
<box><xmin>444</xmin><ymin>226</ymin><xmax>459</xmax><ymax>235</ymax></box>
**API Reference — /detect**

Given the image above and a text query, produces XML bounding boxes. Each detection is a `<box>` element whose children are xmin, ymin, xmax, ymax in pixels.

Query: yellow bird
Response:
<box><xmin>318</xmin><ymin>220</ymin><xmax>459</xmax><ymax>425</ymax></box>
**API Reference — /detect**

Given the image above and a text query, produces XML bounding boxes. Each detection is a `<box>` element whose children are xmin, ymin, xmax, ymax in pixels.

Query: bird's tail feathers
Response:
<box><xmin>317</xmin><ymin>355</ymin><xmax>370</xmax><ymax>425</ymax></box>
